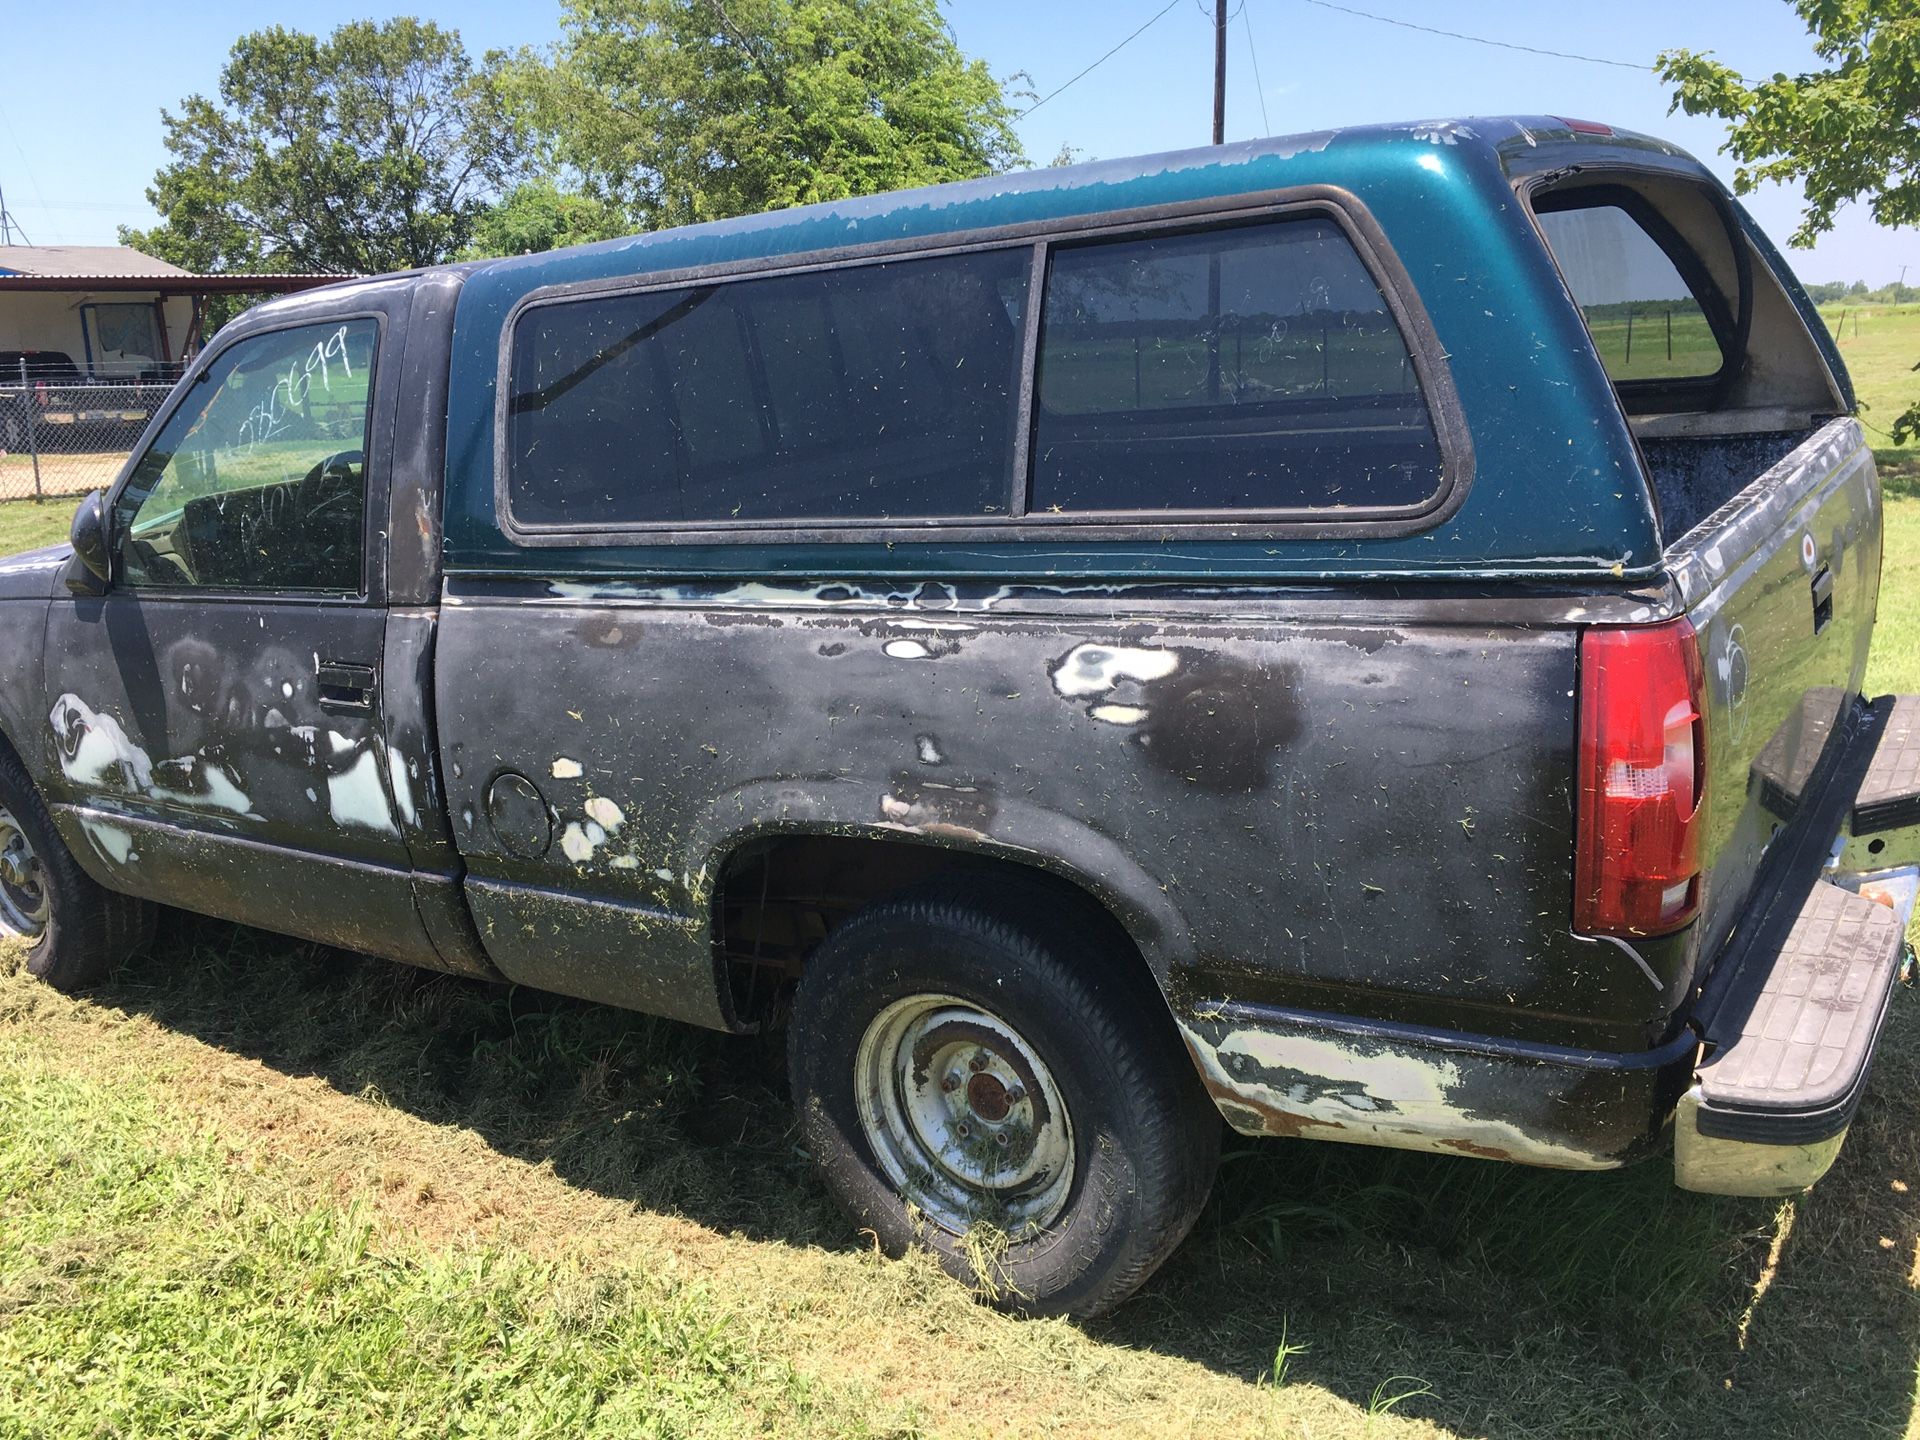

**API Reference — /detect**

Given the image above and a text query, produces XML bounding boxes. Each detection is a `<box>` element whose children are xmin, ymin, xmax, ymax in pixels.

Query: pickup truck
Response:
<box><xmin>0</xmin><ymin>350</ymin><xmax>163</xmax><ymax>451</ymax></box>
<box><xmin>2</xmin><ymin>116</ymin><xmax>1915</xmax><ymax>1320</ymax></box>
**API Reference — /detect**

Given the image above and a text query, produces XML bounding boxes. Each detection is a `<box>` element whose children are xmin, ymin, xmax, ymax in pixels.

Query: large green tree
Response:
<box><xmin>1657</xmin><ymin>2</ymin><xmax>1920</xmax><ymax>434</ymax></box>
<box><xmin>124</xmin><ymin>19</ymin><xmax>525</xmax><ymax>276</ymax></box>
<box><xmin>509</xmin><ymin>0</ymin><xmax>1025</xmax><ymax>233</ymax></box>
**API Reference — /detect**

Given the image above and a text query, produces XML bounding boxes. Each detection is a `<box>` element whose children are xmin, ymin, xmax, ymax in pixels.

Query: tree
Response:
<box><xmin>462</xmin><ymin>180</ymin><xmax>632</xmax><ymax>259</ymax></box>
<box><xmin>123</xmin><ymin>19</ymin><xmax>525</xmax><ymax>277</ymax></box>
<box><xmin>1656</xmin><ymin>2</ymin><xmax>1920</xmax><ymax>435</ymax></box>
<box><xmin>508</xmin><ymin>0</ymin><xmax>1024</xmax><ymax>233</ymax></box>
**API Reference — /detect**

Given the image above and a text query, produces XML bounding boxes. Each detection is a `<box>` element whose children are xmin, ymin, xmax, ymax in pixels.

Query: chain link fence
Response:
<box><xmin>0</xmin><ymin>362</ymin><xmax>185</xmax><ymax>501</ymax></box>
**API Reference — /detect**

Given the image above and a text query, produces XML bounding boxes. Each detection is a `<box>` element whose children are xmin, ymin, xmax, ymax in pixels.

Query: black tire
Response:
<box><xmin>789</xmin><ymin>879</ymin><xmax>1221</xmax><ymax>1320</ymax></box>
<box><xmin>0</xmin><ymin>743</ymin><xmax>149</xmax><ymax>991</ymax></box>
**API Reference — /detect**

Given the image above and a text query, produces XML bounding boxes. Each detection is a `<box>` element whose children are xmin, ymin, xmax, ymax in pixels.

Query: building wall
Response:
<box><xmin>0</xmin><ymin>292</ymin><xmax>197</xmax><ymax>378</ymax></box>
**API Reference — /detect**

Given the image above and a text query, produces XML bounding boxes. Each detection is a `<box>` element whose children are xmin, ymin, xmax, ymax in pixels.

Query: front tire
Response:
<box><xmin>789</xmin><ymin>881</ymin><xmax>1220</xmax><ymax>1319</ymax></box>
<box><xmin>0</xmin><ymin>745</ymin><xmax>149</xmax><ymax>991</ymax></box>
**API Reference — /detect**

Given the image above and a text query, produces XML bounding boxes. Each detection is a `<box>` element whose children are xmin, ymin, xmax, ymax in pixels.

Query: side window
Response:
<box><xmin>1030</xmin><ymin>216</ymin><xmax>1444</xmax><ymax>514</ymax></box>
<box><xmin>112</xmin><ymin>320</ymin><xmax>378</xmax><ymax>593</ymax></box>
<box><xmin>1535</xmin><ymin>200</ymin><xmax>1725</xmax><ymax>382</ymax></box>
<box><xmin>507</xmin><ymin>248</ymin><xmax>1030</xmax><ymax>525</ymax></box>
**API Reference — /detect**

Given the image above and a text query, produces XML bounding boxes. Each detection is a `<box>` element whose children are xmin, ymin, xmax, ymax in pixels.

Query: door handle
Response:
<box><xmin>1811</xmin><ymin>566</ymin><xmax>1834</xmax><ymax>635</ymax></box>
<box><xmin>317</xmin><ymin>660</ymin><xmax>377</xmax><ymax>713</ymax></box>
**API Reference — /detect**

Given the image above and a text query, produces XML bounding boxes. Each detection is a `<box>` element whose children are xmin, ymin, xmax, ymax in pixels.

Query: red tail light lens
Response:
<box><xmin>1575</xmin><ymin>618</ymin><xmax>1707</xmax><ymax>936</ymax></box>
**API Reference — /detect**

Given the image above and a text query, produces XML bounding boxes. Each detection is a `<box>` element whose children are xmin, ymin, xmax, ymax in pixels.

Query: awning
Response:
<box><xmin>0</xmin><ymin>272</ymin><xmax>353</xmax><ymax>295</ymax></box>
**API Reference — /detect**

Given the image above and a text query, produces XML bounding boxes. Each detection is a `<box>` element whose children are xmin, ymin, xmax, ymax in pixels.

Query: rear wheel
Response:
<box><xmin>789</xmin><ymin>881</ymin><xmax>1220</xmax><ymax>1319</ymax></box>
<box><xmin>0</xmin><ymin>746</ymin><xmax>149</xmax><ymax>990</ymax></box>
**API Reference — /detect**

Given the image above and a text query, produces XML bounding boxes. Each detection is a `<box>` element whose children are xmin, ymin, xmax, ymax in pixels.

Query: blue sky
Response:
<box><xmin>0</xmin><ymin>0</ymin><xmax>1907</xmax><ymax>284</ymax></box>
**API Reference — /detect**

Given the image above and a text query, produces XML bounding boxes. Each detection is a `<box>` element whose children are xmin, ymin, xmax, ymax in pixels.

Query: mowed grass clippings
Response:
<box><xmin>6</xmin><ymin>308</ymin><xmax>1920</xmax><ymax>1436</ymax></box>
<box><xmin>0</xmin><ymin>1005</ymin><xmax>838</xmax><ymax>1438</ymax></box>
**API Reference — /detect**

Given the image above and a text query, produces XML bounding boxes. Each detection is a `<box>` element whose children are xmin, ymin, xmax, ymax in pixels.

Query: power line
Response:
<box><xmin>1020</xmin><ymin>0</ymin><xmax>1187</xmax><ymax>118</ymax></box>
<box><xmin>1243</xmin><ymin>1</ymin><xmax>1272</xmax><ymax>137</ymax></box>
<box><xmin>0</xmin><ymin>98</ymin><xmax>52</xmax><ymax>227</ymax></box>
<box><xmin>1299</xmin><ymin>0</ymin><xmax>1653</xmax><ymax>72</ymax></box>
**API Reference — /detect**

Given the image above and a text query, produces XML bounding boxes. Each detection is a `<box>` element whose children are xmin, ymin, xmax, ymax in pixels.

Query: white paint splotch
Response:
<box><xmin>1050</xmin><ymin>644</ymin><xmax>1180</xmax><ymax>699</ymax></box>
<box><xmin>560</xmin><ymin>820</ymin><xmax>607</xmax><ymax>864</ymax></box>
<box><xmin>386</xmin><ymin>745</ymin><xmax>419</xmax><ymax>826</ymax></box>
<box><xmin>49</xmin><ymin>695</ymin><xmax>154</xmax><ymax>793</ymax></box>
<box><xmin>327</xmin><ymin>748</ymin><xmax>398</xmax><ymax>833</ymax></box>
<box><xmin>78</xmin><ymin>817</ymin><xmax>136</xmax><ymax>865</ymax></box>
<box><xmin>50</xmin><ymin>694</ymin><xmax>258</xmax><ymax>818</ymax></box>
<box><xmin>1182</xmin><ymin>1022</ymin><xmax>1612</xmax><ymax>1170</ymax></box>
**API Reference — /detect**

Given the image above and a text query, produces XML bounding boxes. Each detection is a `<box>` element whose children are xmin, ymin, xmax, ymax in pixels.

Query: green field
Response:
<box><xmin>1581</xmin><ymin>304</ymin><xmax>1725</xmax><ymax>381</ymax></box>
<box><xmin>8</xmin><ymin>312</ymin><xmax>1920</xmax><ymax>1437</ymax></box>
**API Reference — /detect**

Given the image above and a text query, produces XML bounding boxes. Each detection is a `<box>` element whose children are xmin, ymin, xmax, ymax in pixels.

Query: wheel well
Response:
<box><xmin>713</xmin><ymin>834</ymin><xmax>1154</xmax><ymax>1029</ymax></box>
<box><xmin>0</xmin><ymin>720</ymin><xmax>26</xmax><ymax>779</ymax></box>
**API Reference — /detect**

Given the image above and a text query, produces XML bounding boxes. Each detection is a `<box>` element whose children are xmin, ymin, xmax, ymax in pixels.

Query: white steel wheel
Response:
<box><xmin>0</xmin><ymin>803</ymin><xmax>50</xmax><ymax>941</ymax></box>
<box><xmin>854</xmin><ymin>993</ymin><xmax>1076</xmax><ymax>1235</ymax></box>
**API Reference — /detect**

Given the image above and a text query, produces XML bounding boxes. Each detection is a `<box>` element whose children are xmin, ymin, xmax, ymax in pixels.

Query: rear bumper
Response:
<box><xmin>1674</xmin><ymin>694</ymin><xmax>1920</xmax><ymax>1196</ymax></box>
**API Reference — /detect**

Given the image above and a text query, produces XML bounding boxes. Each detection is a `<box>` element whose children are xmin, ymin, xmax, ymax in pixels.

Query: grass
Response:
<box><xmin>7</xmin><ymin>309</ymin><xmax>1920</xmax><ymax>1436</ymax></box>
<box><xmin>1583</xmin><ymin>306</ymin><xmax>1724</xmax><ymax>381</ymax></box>
<box><xmin>0</xmin><ymin>493</ymin><xmax>82</xmax><ymax>555</ymax></box>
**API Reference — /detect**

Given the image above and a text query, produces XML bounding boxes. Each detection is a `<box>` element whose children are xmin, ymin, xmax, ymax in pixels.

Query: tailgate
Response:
<box><xmin>1668</xmin><ymin>417</ymin><xmax>1883</xmax><ymax>983</ymax></box>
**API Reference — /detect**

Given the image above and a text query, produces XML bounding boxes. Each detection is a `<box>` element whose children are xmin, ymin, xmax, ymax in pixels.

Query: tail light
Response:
<box><xmin>1575</xmin><ymin>618</ymin><xmax>1708</xmax><ymax>936</ymax></box>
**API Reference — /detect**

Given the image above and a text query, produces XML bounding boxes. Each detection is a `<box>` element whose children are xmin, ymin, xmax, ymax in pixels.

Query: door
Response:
<box><xmin>41</xmin><ymin>310</ymin><xmax>439</xmax><ymax>962</ymax></box>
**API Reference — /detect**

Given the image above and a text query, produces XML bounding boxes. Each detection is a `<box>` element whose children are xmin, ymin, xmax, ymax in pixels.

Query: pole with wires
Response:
<box><xmin>1212</xmin><ymin>0</ymin><xmax>1228</xmax><ymax>144</ymax></box>
<box><xmin>0</xmin><ymin>180</ymin><xmax>29</xmax><ymax>246</ymax></box>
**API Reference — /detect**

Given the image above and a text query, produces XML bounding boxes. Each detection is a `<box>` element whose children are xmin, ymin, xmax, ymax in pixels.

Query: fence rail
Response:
<box><xmin>0</xmin><ymin>379</ymin><xmax>177</xmax><ymax>501</ymax></box>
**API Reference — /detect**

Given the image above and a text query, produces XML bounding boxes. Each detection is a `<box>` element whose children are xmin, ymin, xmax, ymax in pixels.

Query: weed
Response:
<box><xmin>1259</xmin><ymin>1318</ymin><xmax>1309</xmax><ymax>1389</ymax></box>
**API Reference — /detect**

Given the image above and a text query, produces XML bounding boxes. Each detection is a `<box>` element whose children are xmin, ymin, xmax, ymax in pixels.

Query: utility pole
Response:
<box><xmin>1212</xmin><ymin>0</ymin><xmax>1227</xmax><ymax>144</ymax></box>
<box><xmin>0</xmin><ymin>180</ymin><xmax>29</xmax><ymax>247</ymax></box>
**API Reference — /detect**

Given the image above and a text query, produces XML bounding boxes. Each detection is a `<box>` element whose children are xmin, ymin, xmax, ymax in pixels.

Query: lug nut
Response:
<box><xmin>968</xmin><ymin>1052</ymin><xmax>989</xmax><ymax>1073</ymax></box>
<box><xmin>941</xmin><ymin>1072</ymin><xmax>961</xmax><ymax>1092</ymax></box>
<box><xmin>1003</xmin><ymin>1085</ymin><xmax>1025</xmax><ymax>1105</ymax></box>
<box><xmin>995</xmin><ymin>1133</ymin><xmax>1009</xmax><ymax>1147</ymax></box>
<box><xmin>956</xmin><ymin>1123</ymin><xmax>970</xmax><ymax>1138</ymax></box>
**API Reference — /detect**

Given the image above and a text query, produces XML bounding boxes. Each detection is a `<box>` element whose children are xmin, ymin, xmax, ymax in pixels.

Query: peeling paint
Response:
<box><xmin>551</xmin><ymin>757</ymin><xmax>584</xmax><ymax>779</ymax></box>
<box><xmin>386</xmin><ymin>745</ymin><xmax>419</xmax><ymax>826</ymax></box>
<box><xmin>327</xmin><ymin>749</ymin><xmax>398</xmax><ymax>833</ymax></box>
<box><xmin>1050</xmin><ymin>644</ymin><xmax>1180</xmax><ymax>698</ymax></box>
<box><xmin>883</xmin><ymin>639</ymin><xmax>930</xmax><ymax>660</ymax></box>
<box><xmin>1182</xmin><ymin>1020</ymin><xmax>1613</xmax><ymax>1169</ymax></box>
<box><xmin>560</xmin><ymin>822</ymin><xmax>595</xmax><ymax>863</ymax></box>
<box><xmin>79</xmin><ymin>817</ymin><xmax>136</xmax><ymax>865</ymax></box>
<box><xmin>50</xmin><ymin>694</ymin><xmax>259</xmax><ymax>819</ymax></box>
<box><xmin>584</xmin><ymin>796</ymin><xmax>624</xmax><ymax>829</ymax></box>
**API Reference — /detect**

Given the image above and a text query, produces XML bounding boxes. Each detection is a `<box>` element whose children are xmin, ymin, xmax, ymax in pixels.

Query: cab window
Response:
<box><xmin>112</xmin><ymin>320</ymin><xmax>377</xmax><ymax>593</ymax></box>
<box><xmin>1030</xmin><ymin>216</ymin><xmax>1444</xmax><ymax>514</ymax></box>
<box><xmin>506</xmin><ymin>248</ymin><xmax>1029</xmax><ymax>526</ymax></box>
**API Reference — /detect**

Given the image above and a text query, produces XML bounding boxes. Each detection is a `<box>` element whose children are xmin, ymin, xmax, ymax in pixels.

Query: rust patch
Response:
<box><xmin>1436</xmin><ymin>1136</ymin><xmax>1513</xmax><ymax>1161</ymax></box>
<box><xmin>574</xmin><ymin>615</ymin><xmax>638</xmax><ymax>649</ymax></box>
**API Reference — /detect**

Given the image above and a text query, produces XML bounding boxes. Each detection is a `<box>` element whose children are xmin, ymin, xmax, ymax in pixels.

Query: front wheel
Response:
<box><xmin>789</xmin><ymin>881</ymin><xmax>1220</xmax><ymax>1319</ymax></box>
<box><xmin>0</xmin><ymin>745</ymin><xmax>149</xmax><ymax>990</ymax></box>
